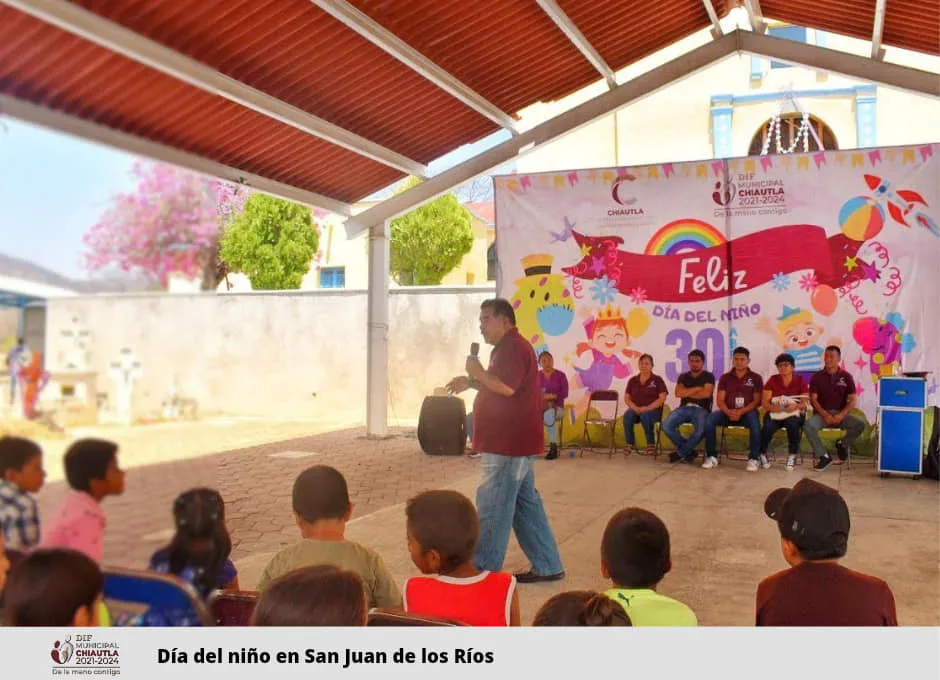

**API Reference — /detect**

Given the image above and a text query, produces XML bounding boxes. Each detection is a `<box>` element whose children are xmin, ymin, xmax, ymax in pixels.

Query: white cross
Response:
<box><xmin>59</xmin><ymin>316</ymin><xmax>92</xmax><ymax>371</ymax></box>
<box><xmin>108</xmin><ymin>347</ymin><xmax>142</xmax><ymax>424</ymax></box>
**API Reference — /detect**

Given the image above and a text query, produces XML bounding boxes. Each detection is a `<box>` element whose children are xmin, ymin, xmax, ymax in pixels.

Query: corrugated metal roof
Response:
<box><xmin>0</xmin><ymin>0</ymin><xmax>936</xmax><ymax>208</ymax></box>
<box><xmin>760</xmin><ymin>0</ymin><xmax>940</xmax><ymax>56</ymax></box>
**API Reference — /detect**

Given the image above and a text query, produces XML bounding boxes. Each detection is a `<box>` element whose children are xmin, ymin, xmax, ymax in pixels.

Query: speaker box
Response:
<box><xmin>417</xmin><ymin>396</ymin><xmax>467</xmax><ymax>456</ymax></box>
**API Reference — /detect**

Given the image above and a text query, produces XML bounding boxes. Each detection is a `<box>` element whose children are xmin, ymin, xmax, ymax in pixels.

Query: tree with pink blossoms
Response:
<box><xmin>82</xmin><ymin>162</ymin><xmax>248</xmax><ymax>290</ymax></box>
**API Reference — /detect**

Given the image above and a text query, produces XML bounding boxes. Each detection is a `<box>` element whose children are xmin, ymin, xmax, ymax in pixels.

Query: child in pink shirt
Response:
<box><xmin>42</xmin><ymin>439</ymin><xmax>125</xmax><ymax>563</ymax></box>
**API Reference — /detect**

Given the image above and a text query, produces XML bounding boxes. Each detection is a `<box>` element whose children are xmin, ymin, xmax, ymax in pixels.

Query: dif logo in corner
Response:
<box><xmin>712</xmin><ymin>173</ymin><xmax>790</xmax><ymax>217</ymax></box>
<box><xmin>51</xmin><ymin>634</ymin><xmax>121</xmax><ymax>676</ymax></box>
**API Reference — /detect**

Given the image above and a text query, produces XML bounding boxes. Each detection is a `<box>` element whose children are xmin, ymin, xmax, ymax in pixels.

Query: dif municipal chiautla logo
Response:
<box><xmin>50</xmin><ymin>634</ymin><xmax>121</xmax><ymax>676</ymax></box>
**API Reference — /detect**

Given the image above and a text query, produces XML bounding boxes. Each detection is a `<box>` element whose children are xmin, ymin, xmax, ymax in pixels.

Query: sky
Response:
<box><xmin>0</xmin><ymin>118</ymin><xmax>511</xmax><ymax>281</ymax></box>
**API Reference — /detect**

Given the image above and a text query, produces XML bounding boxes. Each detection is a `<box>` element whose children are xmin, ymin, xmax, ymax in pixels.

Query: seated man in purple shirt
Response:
<box><xmin>806</xmin><ymin>345</ymin><xmax>866</xmax><ymax>472</ymax></box>
<box><xmin>704</xmin><ymin>346</ymin><xmax>764</xmax><ymax>471</ymax></box>
<box><xmin>538</xmin><ymin>352</ymin><xmax>569</xmax><ymax>461</ymax></box>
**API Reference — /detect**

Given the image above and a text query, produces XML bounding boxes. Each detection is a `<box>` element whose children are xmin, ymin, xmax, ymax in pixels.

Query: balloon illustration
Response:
<box><xmin>626</xmin><ymin>307</ymin><xmax>650</xmax><ymax>339</ymax></box>
<box><xmin>810</xmin><ymin>284</ymin><xmax>838</xmax><ymax>316</ymax></box>
<box><xmin>838</xmin><ymin>196</ymin><xmax>885</xmax><ymax>242</ymax></box>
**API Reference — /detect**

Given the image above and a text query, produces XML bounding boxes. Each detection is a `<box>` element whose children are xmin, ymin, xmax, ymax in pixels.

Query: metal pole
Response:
<box><xmin>365</xmin><ymin>219</ymin><xmax>390</xmax><ymax>437</ymax></box>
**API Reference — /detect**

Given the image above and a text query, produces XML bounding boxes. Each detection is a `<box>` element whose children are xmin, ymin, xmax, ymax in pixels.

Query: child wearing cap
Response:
<box><xmin>602</xmin><ymin>507</ymin><xmax>697</xmax><ymax>626</ymax></box>
<box><xmin>758</xmin><ymin>478</ymin><xmax>897</xmax><ymax>625</ymax></box>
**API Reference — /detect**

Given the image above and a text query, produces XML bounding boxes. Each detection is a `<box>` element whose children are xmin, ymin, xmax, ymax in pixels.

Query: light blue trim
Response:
<box><xmin>750</xmin><ymin>56</ymin><xmax>763</xmax><ymax>80</ymax></box>
<box><xmin>711</xmin><ymin>102</ymin><xmax>734</xmax><ymax>158</ymax></box>
<box><xmin>710</xmin><ymin>86</ymin><xmax>865</xmax><ymax>106</ymax></box>
<box><xmin>856</xmin><ymin>86</ymin><xmax>878</xmax><ymax>148</ymax></box>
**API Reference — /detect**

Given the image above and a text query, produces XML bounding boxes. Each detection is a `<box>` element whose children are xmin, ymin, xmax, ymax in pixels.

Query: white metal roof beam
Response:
<box><xmin>742</xmin><ymin>0</ymin><xmax>766</xmax><ymax>33</ymax></box>
<box><xmin>700</xmin><ymin>0</ymin><xmax>725</xmax><ymax>39</ymax></box>
<box><xmin>535</xmin><ymin>0</ymin><xmax>618</xmax><ymax>89</ymax></box>
<box><xmin>347</xmin><ymin>28</ymin><xmax>940</xmax><ymax>236</ymax></box>
<box><xmin>0</xmin><ymin>94</ymin><xmax>353</xmax><ymax>216</ymax></box>
<box><xmin>739</xmin><ymin>30</ymin><xmax>939</xmax><ymax>97</ymax></box>
<box><xmin>4</xmin><ymin>0</ymin><xmax>428</xmax><ymax>177</ymax></box>
<box><xmin>310</xmin><ymin>0</ymin><xmax>519</xmax><ymax>133</ymax></box>
<box><xmin>345</xmin><ymin>31</ymin><xmax>742</xmax><ymax>236</ymax></box>
<box><xmin>871</xmin><ymin>0</ymin><xmax>887</xmax><ymax>60</ymax></box>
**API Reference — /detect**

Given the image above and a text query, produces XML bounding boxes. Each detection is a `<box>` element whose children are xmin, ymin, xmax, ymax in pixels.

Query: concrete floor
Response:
<box><xmin>29</xmin><ymin>422</ymin><xmax>938</xmax><ymax>626</ymax></box>
<box><xmin>236</xmin><ymin>447</ymin><xmax>940</xmax><ymax>627</ymax></box>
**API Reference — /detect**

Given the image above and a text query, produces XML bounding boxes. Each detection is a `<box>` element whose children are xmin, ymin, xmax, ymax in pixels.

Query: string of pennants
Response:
<box><xmin>495</xmin><ymin>145</ymin><xmax>935</xmax><ymax>192</ymax></box>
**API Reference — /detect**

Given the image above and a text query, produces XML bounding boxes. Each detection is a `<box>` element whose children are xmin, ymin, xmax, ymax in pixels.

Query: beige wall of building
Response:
<box><xmin>514</xmin><ymin>24</ymin><xmax>940</xmax><ymax>173</ymax></box>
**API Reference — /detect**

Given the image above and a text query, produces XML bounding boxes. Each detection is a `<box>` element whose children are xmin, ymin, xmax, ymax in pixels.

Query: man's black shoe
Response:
<box><xmin>814</xmin><ymin>455</ymin><xmax>833</xmax><ymax>472</ymax></box>
<box><xmin>546</xmin><ymin>444</ymin><xmax>559</xmax><ymax>460</ymax></box>
<box><xmin>835</xmin><ymin>439</ymin><xmax>849</xmax><ymax>461</ymax></box>
<box><xmin>669</xmin><ymin>452</ymin><xmax>682</xmax><ymax>463</ymax></box>
<box><xmin>514</xmin><ymin>570</ymin><xmax>566</xmax><ymax>584</ymax></box>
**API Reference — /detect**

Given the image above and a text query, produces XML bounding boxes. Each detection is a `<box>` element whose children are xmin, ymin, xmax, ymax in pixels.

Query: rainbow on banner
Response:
<box><xmin>643</xmin><ymin>219</ymin><xmax>727</xmax><ymax>255</ymax></box>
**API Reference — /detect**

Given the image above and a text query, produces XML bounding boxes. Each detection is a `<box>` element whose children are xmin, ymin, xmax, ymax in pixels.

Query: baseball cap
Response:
<box><xmin>764</xmin><ymin>478</ymin><xmax>850</xmax><ymax>559</ymax></box>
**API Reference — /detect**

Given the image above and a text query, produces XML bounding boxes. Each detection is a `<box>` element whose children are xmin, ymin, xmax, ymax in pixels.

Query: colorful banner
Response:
<box><xmin>494</xmin><ymin>144</ymin><xmax>939</xmax><ymax>420</ymax></box>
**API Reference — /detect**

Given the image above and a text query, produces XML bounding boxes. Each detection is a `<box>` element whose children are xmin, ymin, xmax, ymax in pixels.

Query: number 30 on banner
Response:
<box><xmin>664</xmin><ymin>328</ymin><xmax>725</xmax><ymax>382</ymax></box>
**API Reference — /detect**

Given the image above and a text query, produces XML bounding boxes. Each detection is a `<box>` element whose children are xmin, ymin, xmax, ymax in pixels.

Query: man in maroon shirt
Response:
<box><xmin>806</xmin><ymin>345</ymin><xmax>866</xmax><ymax>472</ymax></box>
<box><xmin>703</xmin><ymin>346</ymin><xmax>764</xmax><ymax>470</ymax></box>
<box><xmin>757</xmin><ymin>478</ymin><xmax>897</xmax><ymax>626</ymax></box>
<box><xmin>447</xmin><ymin>299</ymin><xmax>564</xmax><ymax>584</ymax></box>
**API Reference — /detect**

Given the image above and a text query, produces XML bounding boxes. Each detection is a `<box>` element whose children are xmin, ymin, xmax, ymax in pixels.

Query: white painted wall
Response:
<box><xmin>44</xmin><ymin>289</ymin><xmax>495</xmax><ymax>423</ymax></box>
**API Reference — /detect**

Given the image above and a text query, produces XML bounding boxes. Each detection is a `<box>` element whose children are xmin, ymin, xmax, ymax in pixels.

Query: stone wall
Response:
<box><xmin>44</xmin><ymin>288</ymin><xmax>495</xmax><ymax>422</ymax></box>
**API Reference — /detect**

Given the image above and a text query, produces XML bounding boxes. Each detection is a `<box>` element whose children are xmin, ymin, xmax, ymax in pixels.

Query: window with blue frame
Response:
<box><xmin>319</xmin><ymin>266</ymin><xmax>345</xmax><ymax>289</ymax></box>
<box><xmin>768</xmin><ymin>25</ymin><xmax>808</xmax><ymax>68</ymax></box>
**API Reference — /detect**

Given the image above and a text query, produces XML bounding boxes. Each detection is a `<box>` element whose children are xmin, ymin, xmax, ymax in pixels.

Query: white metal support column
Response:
<box><xmin>366</xmin><ymin>219</ymin><xmax>390</xmax><ymax>438</ymax></box>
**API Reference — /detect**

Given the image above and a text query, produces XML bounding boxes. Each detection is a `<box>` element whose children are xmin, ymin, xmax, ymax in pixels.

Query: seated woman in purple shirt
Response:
<box><xmin>538</xmin><ymin>352</ymin><xmax>569</xmax><ymax>461</ymax></box>
<box><xmin>622</xmin><ymin>354</ymin><xmax>668</xmax><ymax>454</ymax></box>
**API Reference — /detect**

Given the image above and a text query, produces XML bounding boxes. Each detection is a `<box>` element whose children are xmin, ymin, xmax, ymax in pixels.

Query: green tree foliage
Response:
<box><xmin>220</xmin><ymin>194</ymin><xmax>319</xmax><ymax>290</ymax></box>
<box><xmin>390</xmin><ymin>178</ymin><xmax>474</xmax><ymax>285</ymax></box>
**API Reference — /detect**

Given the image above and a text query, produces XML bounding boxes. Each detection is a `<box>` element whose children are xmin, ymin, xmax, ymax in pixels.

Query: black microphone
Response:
<box><xmin>470</xmin><ymin>342</ymin><xmax>480</xmax><ymax>359</ymax></box>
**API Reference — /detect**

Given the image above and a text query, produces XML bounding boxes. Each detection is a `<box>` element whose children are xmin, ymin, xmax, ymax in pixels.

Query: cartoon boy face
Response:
<box><xmin>593</xmin><ymin>322</ymin><xmax>628</xmax><ymax>356</ymax></box>
<box><xmin>782</xmin><ymin>321</ymin><xmax>823</xmax><ymax>350</ymax></box>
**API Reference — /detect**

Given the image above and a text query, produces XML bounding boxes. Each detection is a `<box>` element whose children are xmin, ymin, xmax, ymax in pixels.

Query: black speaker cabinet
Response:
<box><xmin>417</xmin><ymin>396</ymin><xmax>467</xmax><ymax>456</ymax></box>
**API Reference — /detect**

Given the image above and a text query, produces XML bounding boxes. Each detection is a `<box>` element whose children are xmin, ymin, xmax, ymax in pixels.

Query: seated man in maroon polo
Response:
<box><xmin>805</xmin><ymin>345</ymin><xmax>866</xmax><ymax>472</ymax></box>
<box><xmin>622</xmin><ymin>354</ymin><xmax>667</xmax><ymax>454</ymax></box>
<box><xmin>703</xmin><ymin>347</ymin><xmax>764</xmax><ymax>471</ymax></box>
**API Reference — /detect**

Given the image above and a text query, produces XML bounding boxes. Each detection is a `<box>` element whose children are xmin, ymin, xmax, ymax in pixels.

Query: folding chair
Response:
<box><xmin>719</xmin><ymin>424</ymin><xmax>752</xmax><ymax>462</ymax></box>
<box><xmin>655</xmin><ymin>407</ymin><xmax>706</xmax><ymax>461</ymax></box>
<box><xmin>208</xmin><ymin>590</ymin><xmax>259</xmax><ymax>626</ymax></box>
<box><xmin>103</xmin><ymin>567</ymin><xmax>214</xmax><ymax>626</ymax></box>
<box><xmin>580</xmin><ymin>390</ymin><xmax>619</xmax><ymax>458</ymax></box>
<box><xmin>367</xmin><ymin>609</ymin><xmax>466</xmax><ymax>626</ymax></box>
<box><xmin>628</xmin><ymin>406</ymin><xmax>665</xmax><ymax>457</ymax></box>
<box><xmin>813</xmin><ymin>408</ymin><xmax>871</xmax><ymax>469</ymax></box>
<box><xmin>543</xmin><ymin>404</ymin><xmax>575</xmax><ymax>452</ymax></box>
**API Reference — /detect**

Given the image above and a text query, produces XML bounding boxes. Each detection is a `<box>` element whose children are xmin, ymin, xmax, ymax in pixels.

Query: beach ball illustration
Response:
<box><xmin>838</xmin><ymin>196</ymin><xmax>885</xmax><ymax>242</ymax></box>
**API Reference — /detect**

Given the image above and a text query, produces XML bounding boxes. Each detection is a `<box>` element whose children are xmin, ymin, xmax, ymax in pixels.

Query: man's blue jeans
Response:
<box><xmin>705</xmin><ymin>410</ymin><xmax>761</xmax><ymax>460</ymax></box>
<box><xmin>622</xmin><ymin>408</ymin><xmax>662</xmax><ymax>447</ymax></box>
<box><xmin>474</xmin><ymin>454</ymin><xmax>564</xmax><ymax>576</ymax></box>
<box><xmin>662</xmin><ymin>405</ymin><xmax>707</xmax><ymax>459</ymax></box>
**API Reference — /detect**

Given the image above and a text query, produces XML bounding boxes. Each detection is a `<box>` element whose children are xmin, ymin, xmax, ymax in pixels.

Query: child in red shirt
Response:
<box><xmin>403</xmin><ymin>490</ymin><xmax>520</xmax><ymax>626</ymax></box>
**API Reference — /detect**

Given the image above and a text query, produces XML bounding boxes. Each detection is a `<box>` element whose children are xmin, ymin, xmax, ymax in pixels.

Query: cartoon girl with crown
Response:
<box><xmin>569</xmin><ymin>304</ymin><xmax>649</xmax><ymax>414</ymax></box>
